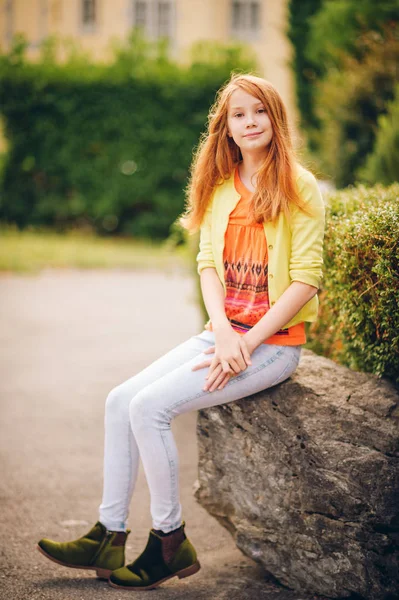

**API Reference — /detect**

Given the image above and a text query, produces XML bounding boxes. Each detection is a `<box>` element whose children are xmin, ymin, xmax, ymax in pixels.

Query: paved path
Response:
<box><xmin>0</xmin><ymin>269</ymin><xmax>326</xmax><ymax>600</ymax></box>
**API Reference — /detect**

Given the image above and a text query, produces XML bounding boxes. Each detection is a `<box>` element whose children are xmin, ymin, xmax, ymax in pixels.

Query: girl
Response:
<box><xmin>37</xmin><ymin>73</ymin><xmax>325</xmax><ymax>591</ymax></box>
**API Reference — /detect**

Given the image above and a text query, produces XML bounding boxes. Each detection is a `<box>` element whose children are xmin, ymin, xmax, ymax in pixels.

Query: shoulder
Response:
<box><xmin>293</xmin><ymin>163</ymin><xmax>324</xmax><ymax>208</ymax></box>
<box><xmin>210</xmin><ymin>171</ymin><xmax>237</xmax><ymax>202</ymax></box>
<box><xmin>293</xmin><ymin>163</ymin><xmax>318</xmax><ymax>188</ymax></box>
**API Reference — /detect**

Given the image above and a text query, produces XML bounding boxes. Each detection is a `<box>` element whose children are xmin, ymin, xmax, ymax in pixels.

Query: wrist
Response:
<box><xmin>244</xmin><ymin>331</ymin><xmax>260</xmax><ymax>354</ymax></box>
<box><xmin>212</xmin><ymin>317</ymin><xmax>231</xmax><ymax>331</ymax></box>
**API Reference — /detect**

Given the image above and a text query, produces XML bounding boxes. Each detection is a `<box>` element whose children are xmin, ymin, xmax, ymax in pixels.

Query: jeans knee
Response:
<box><xmin>105</xmin><ymin>384</ymin><xmax>132</xmax><ymax>423</ymax></box>
<box><xmin>129</xmin><ymin>389</ymin><xmax>170</xmax><ymax>434</ymax></box>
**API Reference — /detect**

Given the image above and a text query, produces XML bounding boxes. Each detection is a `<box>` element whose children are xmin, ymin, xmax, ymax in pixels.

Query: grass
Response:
<box><xmin>0</xmin><ymin>227</ymin><xmax>192</xmax><ymax>274</ymax></box>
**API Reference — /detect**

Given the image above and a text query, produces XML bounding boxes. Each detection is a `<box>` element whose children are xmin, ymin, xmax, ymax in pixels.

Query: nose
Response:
<box><xmin>245</xmin><ymin>113</ymin><xmax>257</xmax><ymax>126</ymax></box>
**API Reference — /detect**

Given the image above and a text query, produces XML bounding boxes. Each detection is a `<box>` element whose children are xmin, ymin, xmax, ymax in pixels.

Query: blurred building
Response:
<box><xmin>0</xmin><ymin>0</ymin><xmax>297</xmax><ymax>122</ymax></box>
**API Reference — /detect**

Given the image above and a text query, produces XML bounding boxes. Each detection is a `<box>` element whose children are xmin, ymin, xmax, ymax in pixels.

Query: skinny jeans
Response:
<box><xmin>98</xmin><ymin>329</ymin><xmax>302</xmax><ymax>533</ymax></box>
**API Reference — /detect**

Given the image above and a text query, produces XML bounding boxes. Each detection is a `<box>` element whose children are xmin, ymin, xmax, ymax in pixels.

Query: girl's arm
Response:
<box><xmin>245</xmin><ymin>172</ymin><xmax>325</xmax><ymax>352</ymax></box>
<box><xmin>195</xmin><ymin>199</ymin><xmax>251</xmax><ymax>381</ymax></box>
<box><xmin>196</xmin><ymin>278</ymin><xmax>317</xmax><ymax>391</ymax></box>
<box><xmin>194</xmin><ymin>171</ymin><xmax>325</xmax><ymax>390</ymax></box>
<box><xmin>199</xmin><ymin>267</ymin><xmax>229</xmax><ymax>329</ymax></box>
<box><xmin>244</xmin><ymin>281</ymin><xmax>317</xmax><ymax>353</ymax></box>
<box><xmin>198</xmin><ymin>268</ymin><xmax>252</xmax><ymax>377</ymax></box>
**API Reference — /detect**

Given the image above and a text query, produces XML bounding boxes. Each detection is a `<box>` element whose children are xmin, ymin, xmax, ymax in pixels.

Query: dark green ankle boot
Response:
<box><xmin>37</xmin><ymin>521</ymin><xmax>130</xmax><ymax>579</ymax></box>
<box><xmin>108</xmin><ymin>520</ymin><xmax>200</xmax><ymax>590</ymax></box>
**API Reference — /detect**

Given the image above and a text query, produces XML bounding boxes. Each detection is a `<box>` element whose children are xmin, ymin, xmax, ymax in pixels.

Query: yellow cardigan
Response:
<box><xmin>196</xmin><ymin>164</ymin><xmax>326</xmax><ymax>330</ymax></box>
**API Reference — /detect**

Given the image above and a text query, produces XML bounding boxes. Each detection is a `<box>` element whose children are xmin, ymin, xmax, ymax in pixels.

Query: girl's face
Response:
<box><xmin>226</xmin><ymin>88</ymin><xmax>273</xmax><ymax>156</ymax></box>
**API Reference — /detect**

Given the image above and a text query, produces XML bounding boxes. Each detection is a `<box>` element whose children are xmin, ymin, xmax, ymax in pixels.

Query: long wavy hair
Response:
<box><xmin>179</xmin><ymin>73</ymin><xmax>313</xmax><ymax>232</ymax></box>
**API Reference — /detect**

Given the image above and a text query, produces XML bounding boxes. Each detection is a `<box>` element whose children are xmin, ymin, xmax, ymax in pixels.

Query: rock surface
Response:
<box><xmin>194</xmin><ymin>349</ymin><xmax>399</xmax><ymax>600</ymax></box>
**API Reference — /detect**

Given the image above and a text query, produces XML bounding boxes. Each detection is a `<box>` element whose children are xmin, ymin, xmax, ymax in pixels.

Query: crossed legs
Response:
<box><xmin>99</xmin><ymin>330</ymin><xmax>301</xmax><ymax>533</ymax></box>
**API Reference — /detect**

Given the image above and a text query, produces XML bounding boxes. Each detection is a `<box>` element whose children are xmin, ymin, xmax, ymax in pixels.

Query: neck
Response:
<box><xmin>238</xmin><ymin>151</ymin><xmax>267</xmax><ymax>190</ymax></box>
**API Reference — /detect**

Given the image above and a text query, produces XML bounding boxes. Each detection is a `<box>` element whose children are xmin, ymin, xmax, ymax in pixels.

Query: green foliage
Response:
<box><xmin>359</xmin><ymin>83</ymin><xmax>399</xmax><ymax>186</ymax></box>
<box><xmin>287</xmin><ymin>0</ymin><xmax>324</xmax><ymax>143</ymax></box>
<box><xmin>308</xmin><ymin>183</ymin><xmax>399</xmax><ymax>384</ymax></box>
<box><xmin>306</xmin><ymin>0</ymin><xmax>399</xmax><ymax>70</ymax></box>
<box><xmin>288</xmin><ymin>0</ymin><xmax>399</xmax><ymax>187</ymax></box>
<box><xmin>312</xmin><ymin>26</ymin><xmax>399</xmax><ymax>187</ymax></box>
<box><xmin>0</xmin><ymin>31</ymin><xmax>257</xmax><ymax>238</ymax></box>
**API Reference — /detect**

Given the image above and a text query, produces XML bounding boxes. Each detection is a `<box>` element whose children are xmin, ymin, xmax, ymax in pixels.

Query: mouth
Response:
<box><xmin>244</xmin><ymin>132</ymin><xmax>262</xmax><ymax>138</ymax></box>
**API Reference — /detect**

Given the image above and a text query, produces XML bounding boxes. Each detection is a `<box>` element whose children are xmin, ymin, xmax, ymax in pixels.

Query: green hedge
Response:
<box><xmin>0</xmin><ymin>33</ymin><xmax>257</xmax><ymax>238</ymax></box>
<box><xmin>308</xmin><ymin>183</ymin><xmax>399</xmax><ymax>384</ymax></box>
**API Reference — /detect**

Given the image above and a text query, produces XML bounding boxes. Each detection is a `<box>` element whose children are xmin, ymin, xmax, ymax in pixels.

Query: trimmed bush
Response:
<box><xmin>308</xmin><ymin>183</ymin><xmax>399</xmax><ymax>384</ymax></box>
<box><xmin>0</xmin><ymin>33</ymin><xmax>257</xmax><ymax>238</ymax></box>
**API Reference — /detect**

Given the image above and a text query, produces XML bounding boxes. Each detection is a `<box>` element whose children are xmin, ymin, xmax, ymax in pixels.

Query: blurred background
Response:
<box><xmin>0</xmin><ymin>7</ymin><xmax>397</xmax><ymax>598</ymax></box>
<box><xmin>0</xmin><ymin>0</ymin><xmax>398</xmax><ymax>380</ymax></box>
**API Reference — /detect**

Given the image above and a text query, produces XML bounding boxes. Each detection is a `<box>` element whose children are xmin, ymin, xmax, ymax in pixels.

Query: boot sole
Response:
<box><xmin>36</xmin><ymin>544</ymin><xmax>112</xmax><ymax>579</ymax></box>
<box><xmin>108</xmin><ymin>560</ymin><xmax>201</xmax><ymax>590</ymax></box>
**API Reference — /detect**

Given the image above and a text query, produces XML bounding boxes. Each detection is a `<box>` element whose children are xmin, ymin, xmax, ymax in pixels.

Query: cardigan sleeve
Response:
<box><xmin>289</xmin><ymin>170</ymin><xmax>326</xmax><ymax>289</ymax></box>
<box><xmin>196</xmin><ymin>198</ymin><xmax>216</xmax><ymax>275</ymax></box>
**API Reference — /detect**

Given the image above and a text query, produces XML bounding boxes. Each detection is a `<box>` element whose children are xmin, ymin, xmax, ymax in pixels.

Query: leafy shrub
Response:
<box><xmin>308</xmin><ymin>183</ymin><xmax>399</xmax><ymax>384</ymax></box>
<box><xmin>358</xmin><ymin>83</ymin><xmax>399</xmax><ymax>186</ymax></box>
<box><xmin>313</xmin><ymin>26</ymin><xmax>399</xmax><ymax>187</ymax></box>
<box><xmin>0</xmin><ymin>32</ymin><xmax>257</xmax><ymax>238</ymax></box>
<box><xmin>288</xmin><ymin>0</ymin><xmax>399</xmax><ymax>187</ymax></box>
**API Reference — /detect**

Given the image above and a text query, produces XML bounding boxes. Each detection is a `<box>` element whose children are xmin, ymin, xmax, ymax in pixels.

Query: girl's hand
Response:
<box><xmin>192</xmin><ymin>329</ymin><xmax>252</xmax><ymax>391</ymax></box>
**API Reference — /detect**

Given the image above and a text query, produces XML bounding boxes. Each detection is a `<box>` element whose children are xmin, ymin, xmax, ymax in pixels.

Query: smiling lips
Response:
<box><xmin>244</xmin><ymin>132</ymin><xmax>262</xmax><ymax>137</ymax></box>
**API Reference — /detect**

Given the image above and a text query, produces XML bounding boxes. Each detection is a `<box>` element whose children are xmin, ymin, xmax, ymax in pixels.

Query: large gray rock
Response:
<box><xmin>194</xmin><ymin>349</ymin><xmax>399</xmax><ymax>600</ymax></box>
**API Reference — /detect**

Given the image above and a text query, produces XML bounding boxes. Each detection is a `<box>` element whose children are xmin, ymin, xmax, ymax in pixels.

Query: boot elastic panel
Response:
<box><xmin>85</xmin><ymin>521</ymin><xmax>108</xmax><ymax>541</ymax></box>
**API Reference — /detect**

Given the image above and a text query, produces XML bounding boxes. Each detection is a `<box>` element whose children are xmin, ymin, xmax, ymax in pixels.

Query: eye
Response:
<box><xmin>233</xmin><ymin>113</ymin><xmax>243</xmax><ymax>118</ymax></box>
<box><xmin>257</xmin><ymin>108</ymin><xmax>265</xmax><ymax>113</ymax></box>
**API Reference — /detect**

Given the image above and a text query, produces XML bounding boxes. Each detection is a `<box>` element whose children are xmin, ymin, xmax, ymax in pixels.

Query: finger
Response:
<box><xmin>221</xmin><ymin>359</ymin><xmax>234</xmax><ymax>375</ymax></box>
<box><xmin>204</xmin><ymin>363</ymin><xmax>224</xmax><ymax>389</ymax></box>
<box><xmin>217</xmin><ymin>373</ymin><xmax>231</xmax><ymax>390</ymax></box>
<box><xmin>205</xmin><ymin>356</ymin><xmax>221</xmax><ymax>379</ymax></box>
<box><xmin>191</xmin><ymin>359</ymin><xmax>212</xmax><ymax>371</ymax></box>
<box><xmin>232</xmin><ymin>349</ymin><xmax>248</xmax><ymax>372</ymax></box>
<box><xmin>204</xmin><ymin>364</ymin><xmax>223</xmax><ymax>389</ymax></box>
<box><xmin>238</xmin><ymin>352</ymin><xmax>249</xmax><ymax>371</ymax></box>
<box><xmin>240</xmin><ymin>339</ymin><xmax>252</xmax><ymax>366</ymax></box>
<box><xmin>208</xmin><ymin>370</ymin><xmax>230</xmax><ymax>392</ymax></box>
<box><xmin>203</xmin><ymin>346</ymin><xmax>215</xmax><ymax>354</ymax></box>
<box><xmin>228</xmin><ymin>357</ymin><xmax>243</xmax><ymax>374</ymax></box>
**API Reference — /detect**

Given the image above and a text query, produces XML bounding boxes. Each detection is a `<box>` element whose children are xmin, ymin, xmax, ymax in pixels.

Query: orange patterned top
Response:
<box><xmin>207</xmin><ymin>165</ymin><xmax>306</xmax><ymax>345</ymax></box>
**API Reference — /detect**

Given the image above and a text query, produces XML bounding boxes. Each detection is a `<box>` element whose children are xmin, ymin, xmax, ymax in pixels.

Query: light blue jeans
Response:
<box><xmin>98</xmin><ymin>330</ymin><xmax>302</xmax><ymax>533</ymax></box>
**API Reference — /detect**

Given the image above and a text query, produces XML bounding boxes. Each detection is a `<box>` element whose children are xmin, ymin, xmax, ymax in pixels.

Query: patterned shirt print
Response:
<box><xmin>207</xmin><ymin>165</ymin><xmax>306</xmax><ymax>346</ymax></box>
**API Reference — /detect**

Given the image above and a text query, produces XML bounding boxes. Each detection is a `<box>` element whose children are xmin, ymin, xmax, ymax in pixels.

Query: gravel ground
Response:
<box><xmin>0</xmin><ymin>268</ymin><xmax>330</xmax><ymax>600</ymax></box>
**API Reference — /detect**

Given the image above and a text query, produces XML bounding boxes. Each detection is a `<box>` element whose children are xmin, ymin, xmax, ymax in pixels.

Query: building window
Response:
<box><xmin>134</xmin><ymin>1</ymin><xmax>147</xmax><ymax>29</ymax></box>
<box><xmin>4</xmin><ymin>0</ymin><xmax>14</xmax><ymax>49</ymax></box>
<box><xmin>157</xmin><ymin>2</ymin><xmax>171</xmax><ymax>38</ymax></box>
<box><xmin>50</xmin><ymin>0</ymin><xmax>63</xmax><ymax>26</ymax></box>
<box><xmin>231</xmin><ymin>0</ymin><xmax>260</xmax><ymax>38</ymax></box>
<box><xmin>132</xmin><ymin>1</ymin><xmax>174</xmax><ymax>41</ymax></box>
<box><xmin>82</xmin><ymin>0</ymin><xmax>96</xmax><ymax>29</ymax></box>
<box><xmin>250</xmin><ymin>2</ymin><xmax>259</xmax><ymax>29</ymax></box>
<box><xmin>39</xmin><ymin>0</ymin><xmax>49</xmax><ymax>40</ymax></box>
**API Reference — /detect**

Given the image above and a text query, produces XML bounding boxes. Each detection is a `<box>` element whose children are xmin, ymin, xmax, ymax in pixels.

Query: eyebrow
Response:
<box><xmin>229</xmin><ymin>102</ymin><xmax>264</xmax><ymax>110</ymax></box>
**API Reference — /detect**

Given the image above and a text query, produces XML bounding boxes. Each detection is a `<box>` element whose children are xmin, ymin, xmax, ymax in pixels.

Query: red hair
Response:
<box><xmin>179</xmin><ymin>73</ymin><xmax>312</xmax><ymax>232</ymax></box>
